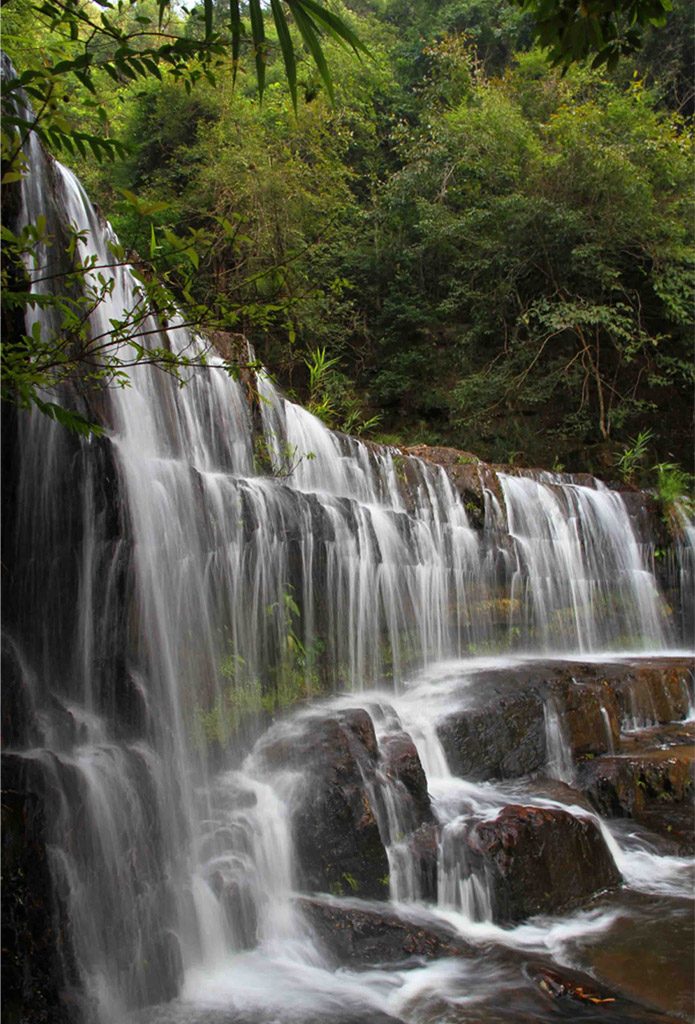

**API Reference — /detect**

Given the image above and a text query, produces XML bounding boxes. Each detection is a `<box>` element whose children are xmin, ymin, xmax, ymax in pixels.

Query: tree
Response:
<box><xmin>0</xmin><ymin>0</ymin><xmax>681</xmax><ymax>438</ymax></box>
<box><xmin>1</xmin><ymin>0</ymin><xmax>368</xmax><ymax>431</ymax></box>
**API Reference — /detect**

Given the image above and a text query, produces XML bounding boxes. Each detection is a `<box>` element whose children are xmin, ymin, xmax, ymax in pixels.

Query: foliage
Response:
<box><xmin>513</xmin><ymin>0</ymin><xmax>673</xmax><ymax>71</ymax></box>
<box><xmin>328</xmin><ymin>43</ymin><xmax>693</xmax><ymax>469</ymax></box>
<box><xmin>654</xmin><ymin>462</ymin><xmax>694</xmax><ymax>522</ymax></box>
<box><xmin>253</xmin><ymin>429</ymin><xmax>315</xmax><ymax>477</ymax></box>
<box><xmin>2</xmin><ymin>0</ymin><xmax>691</xmax><ymax>472</ymax></box>
<box><xmin>0</xmin><ymin>0</ymin><xmax>365</xmax><ymax>423</ymax></box>
<box><xmin>194</xmin><ymin>584</ymin><xmax>325</xmax><ymax>748</ymax></box>
<box><xmin>615</xmin><ymin>428</ymin><xmax>654</xmax><ymax>482</ymax></box>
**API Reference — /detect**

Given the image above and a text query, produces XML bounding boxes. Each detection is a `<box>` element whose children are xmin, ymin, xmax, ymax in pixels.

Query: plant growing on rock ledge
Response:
<box><xmin>654</xmin><ymin>462</ymin><xmax>694</xmax><ymax>528</ymax></box>
<box><xmin>615</xmin><ymin>428</ymin><xmax>654</xmax><ymax>484</ymax></box>
<box><xmin>253</xmin><ymin>430</ymin><xmax>315</xmax><ymax>479</ymax></box>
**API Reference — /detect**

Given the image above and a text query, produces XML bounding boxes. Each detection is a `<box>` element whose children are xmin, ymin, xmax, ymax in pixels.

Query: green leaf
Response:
<box><xmin>230</xmin><ymin>0</ymin><xmax>242</xmax><ymax>83</ymax></box>
<box><xmin>271</xmin><ymin>0</ymin><xmax>297</xmax><ymax>112</ymax></box>
<box><xmin>292</xmin><ymin>0</ymin><xmax>368</xmax><ymax>56</ymax></box>
<box><xmin>287</xmin><ymin>1</ymin><xmax>334</xmax><ymax>104</ymax></box>
<box><xmin>249</xmin><ymin>0</ymin><xmax>267</xmax><ymax>99</ymax></box>
<box><xmin>32</xmin><ymin>398</ymin><xmax>104</xmax><ymax>437</ymax></box>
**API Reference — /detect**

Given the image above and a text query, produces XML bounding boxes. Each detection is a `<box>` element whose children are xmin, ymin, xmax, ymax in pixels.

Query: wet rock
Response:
<box><xmin>256</xmin><ymin>710</ymin><xmax>389</xmax><ymax>899</ymax></box>
<box><xmin>437</xmin><ymin>686</ymin><xmax>547</xmax><ymax>781</ymax></box>
<box><xmin>1</xmin><ymin>636</ymin><xmax>42</xmax><ymax>749</ymax></box>
<box><xmin>138</xmin><ymin>929</ymin><xmax>183</xmax><ymax>1006</ymax></box>
<box><xmin>573</xmin><ymin>889</ymin><xmax>694</xmax><ymax>1020</ymax></box>
<box><xmin>220</xmin><ymin>880</ymin><xmax>259</xmax><ymax>950</ymax></box>
<box><xmin>1</xmin><ymin>755</ymin><xmax>83</xmax><ymax>1024</ymax></box>
<box><xmin>342</xmin><ymin>707</ymin><xmax>379</xmax><ymax>758</ymax></box>
<box><xmin>464</xmin><ymin>804</ymin><xmax>621</xmax><ymax>922</ymax></box>
<box><xmin>436</xmin><ymin>659</ymin><xmax>693</xmax><ymax>785</ymax></box>
<box><xmin>523</xmin><ymin>961</ymin><xmax>686</xmax><ymax>1024</ymax></box>
<box><xmin>548</xmin><ymin>675</ymin><xmax>621</xmax><ymax>757</ymax></box>
<box><xmin>402</xmin><ymin>444</ymin><xmax>493</xmax><ymax>528</ymax></box>
<box><xmin>580</xmin><ymin>745</ymin><xmax>695</xmax><ymax>852</ymax></box>
<box><xmin>380</xmin><ymin>731</ymin><xmax>433</xmax><ymax>824</ymax></box>
<box><xmin>296</xmin><ymin>896</ymin><xmax>472</xmax><ymax>966</ymax></box>
<box><xmin>606</xmin><ymin>663</ymin><xmax>694</xmax><ymax>728</ymax></box>
<box><xmin>512</xmin><ymin>777</ymin><xmax>597</xmax><ymax>812</ymax></box>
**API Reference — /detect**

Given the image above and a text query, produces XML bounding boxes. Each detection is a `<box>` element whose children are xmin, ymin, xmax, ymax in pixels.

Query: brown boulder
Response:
<box><xmin>581</xmin><ymin>744</ymin><xmax>695</xmax><ymax>852</ymax></box>
<box><xmin>548</xmin><ymin>675</ymin><xmax>620</xmax><ymax>757</ymax></box>
<box><xmin>606</xmin><ymin>663</ymin><xmax>694</xmax><ymax>727</ymax></box>
<box><xmin>464</xmin><ymin>804</ymin><xmax>621</xmax><ymax>922</ymax></box>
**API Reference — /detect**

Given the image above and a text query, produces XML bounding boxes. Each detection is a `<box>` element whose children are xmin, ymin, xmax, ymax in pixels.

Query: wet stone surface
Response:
<box><xmin>436</xmin><ymin>659</ymin><xmax>694</xmax><ymax>784</ymax></box>
<box><xmin>579</xmin><ymin>736</ymin><xmax>695</xmax><ymax>853</ymax></box>
<box><xmin>296</xmin><ymin>896</ymin><xmax>473</xmax><ymax>966</ymax></box>
<box><xmin>256</xmin><ymin>710</ymin><xmax>390</xmax><ymax>899</ymax></box>
<box><xmin>436</xmin><ymin>683</ymin><xmax>547</xmax><ymax>781</ymax></box>
<box><xmin>463</xmin><ymin>804</ymin><xmax>621</xmax><ymax>922</ymax></box>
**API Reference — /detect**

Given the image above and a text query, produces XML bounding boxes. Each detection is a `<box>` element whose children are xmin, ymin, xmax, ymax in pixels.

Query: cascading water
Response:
<box><xmin>3</xmin><ymin>59</ymin><xmax>694</xmax><ymax>1024</ymax></box>
<box><xmin>498</xmin><ymin>473</ymin><xmax>670</xmax><ymax>653</ymax></box>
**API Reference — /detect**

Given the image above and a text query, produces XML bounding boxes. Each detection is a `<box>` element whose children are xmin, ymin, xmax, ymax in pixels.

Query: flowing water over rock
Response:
<box><xmin>2</xmin><ymin>64</ymin><xmax>694</xmax><ymax>1024</ymax></box>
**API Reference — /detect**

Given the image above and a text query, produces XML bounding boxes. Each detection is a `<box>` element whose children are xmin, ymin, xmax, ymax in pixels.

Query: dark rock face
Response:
<box><xmin>435</xmin><ymin>659</ymin><xmax>694</xmax><ymax>786</ymax></box>
<box><xmin>402</xmin><ymin>444</ymin><xmax>492</xmax><ymax>528</ymax></box>
<box><xmin>1</xmin><ymin>759</ymin><xmax>83</xmax><ymax>1024</ymax></box>
<box><xmin>380</xmin><ymin>731</ymin><xmax>433</xmax><ymax>824</ymax></box>
<box><xmin>257</xmin><ymin>710</ymin><xmax>390</xmax><ymax>899</ymax></box>
<box><xmin>296</xmin><ymin>897</ymin><xmax>472</xmax><ymax>966</ymax></box>
<box><xmin>1</xmin><ymin>635</ymin><xmax>42</xmax><ymax>750</ymax></box>
<box><xmin>465</xmin><ymin>805</ymin><xmax>621</xmax><ymax>923</ymax></box>
<box><xmin>437</xmin><ymin>686</ymin><xmax>547</xmax><ymax>781</ymax></box>
<box><xmin>1</xmin><ymin>750</ymin><xmax>185</xmax><ymax>1018</ymax></box>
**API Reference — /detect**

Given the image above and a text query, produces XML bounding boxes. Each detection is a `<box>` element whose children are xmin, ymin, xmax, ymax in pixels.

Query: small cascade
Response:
<box><xmin>438</xmin><ymin>819</ymin><xmax>493</xmax><ymax>922</ymax></box>
<box><xmin>599</xmin><ymin>704</ymin><xmax>616</xmax><ymax>754</ymax></box>
<box><xmin>543</xmin><ymin>700</ymin><xmax>575</xmax><ymax>785</ymax></box>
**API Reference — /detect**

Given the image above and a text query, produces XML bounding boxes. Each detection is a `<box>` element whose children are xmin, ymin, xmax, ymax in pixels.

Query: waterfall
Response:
<box><xmin>3</xmin><ymin>59</ymin><xmax>694</xmax><ymax>1024</ymax></box>
<box><xmin>499</xmin><ymin>473</ymin><xmax>670</xmax><ymax>652</ymax></box>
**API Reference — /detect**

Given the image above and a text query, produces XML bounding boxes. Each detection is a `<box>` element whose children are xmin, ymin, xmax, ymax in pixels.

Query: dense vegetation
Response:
<box><xmin>2</xmin><ymin>0</ymin><xmax>693</xmax><ymax>476</ymax></box>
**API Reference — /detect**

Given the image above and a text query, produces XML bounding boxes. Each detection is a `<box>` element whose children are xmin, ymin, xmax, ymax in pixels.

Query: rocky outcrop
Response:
<box><xmin>256</xmin><ymin>710</ymin><xmax>390</xmax><ymax>898</ymax></box>
<box><xmin>606</xmin><ymin>663</ymin><xmax>693</xmax><ymax>728</ymax></box>
<box><xmin>436</xmin><ymin>659</ymin><xmax>693</xmax><ymax>784</ymax></box>
<box><xmin>580</xmin><ymin>729</ymin><xmax>695</xmax><ymax>853</ymax></box>
<box><xmin>436</xmin><ymin>675</ymin><xmax>547</xmax><ymax>781</ymax></box>
<box><xmin>547</xmin><ymin>674</ymin><xmax>621</xmax><ymax>757</ymax></box>
<box><xmin>464</xmin><ymin>805</ymin><xmax>621</xmax><ymax>922</ymax></box>
<box><xmin>296</xmin><ymin>897</ymin><xmax>472</xmax><ymax>965</ymax></box>
<box><xmin>409</xmin><ymin>823</ymin><xmax>440</xmax><ymax>902</ymax></box>
<box><xmin>1</xmin><ymin>757</ymin><xmax>82</xmax><ymax>1024</ymax></box>
<box><xmin>380</xmin><ymin>731</ymin><xmax>433</xmax><ymax>824</ymax></box>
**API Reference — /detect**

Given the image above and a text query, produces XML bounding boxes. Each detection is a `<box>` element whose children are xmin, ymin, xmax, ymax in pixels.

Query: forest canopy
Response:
<box><xmin>1</xmin><ymin>0</ymin><xmax>693</xmax><ymax>475</ymax></box>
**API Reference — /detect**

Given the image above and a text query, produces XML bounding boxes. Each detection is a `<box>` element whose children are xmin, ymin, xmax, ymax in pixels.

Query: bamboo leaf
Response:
<box><xmin>270</xmin><ymin>0</ymin><xmax>297</xmax><ymax>111</ymax></box>
<box><xmin>287</xmin><ymin>1</ymin><xmax>333</xmax><ymax>103</ymax></box>
<box><xmin>249</xmin><ymin>0</ymin><xmax>266</xmax><ymax>99</ymax></box>
<box><xmin>230</xmin><ymin>0</ymin><xmax>241</xmax><ymax>83</ymax></box>
<box><xmin>292</xmin><ymin>0</ymin><xmax>368</xmax><ymax>55</ymax></box>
